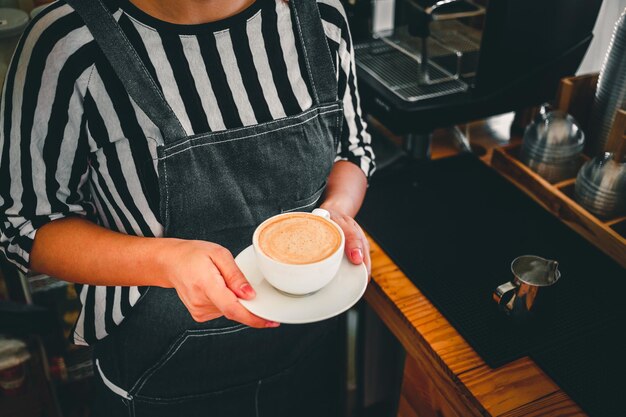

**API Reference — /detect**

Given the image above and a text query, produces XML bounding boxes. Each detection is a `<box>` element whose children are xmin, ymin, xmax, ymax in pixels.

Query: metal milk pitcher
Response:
<box><xmin>493</xmin><ymin>256</ymin><xmax>561</xmax><ymax>319</ymax></box>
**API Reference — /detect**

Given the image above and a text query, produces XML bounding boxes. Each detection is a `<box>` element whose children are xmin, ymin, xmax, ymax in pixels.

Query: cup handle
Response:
<box><xmin>312</xmin><ymin>208</ymin><xmax>331</xmax><ymax>220</ymax></box>
<box><xmin>493</xmin><ymin>281</ymin><xmax>517</xmax><ymax>306</ymax></box>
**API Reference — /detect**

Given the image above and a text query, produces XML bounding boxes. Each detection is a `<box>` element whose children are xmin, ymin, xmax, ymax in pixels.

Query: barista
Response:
<box><xmin>0</xmin><ymin>0</ymin><xmax>375</xmax><ymax>415</ymax></box>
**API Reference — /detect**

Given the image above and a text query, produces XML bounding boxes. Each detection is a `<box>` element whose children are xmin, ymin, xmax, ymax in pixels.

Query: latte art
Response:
<box><xmin>258</xmin><ymin>214</ymin><xmax>342</xmax><ymax>265</ymax></box>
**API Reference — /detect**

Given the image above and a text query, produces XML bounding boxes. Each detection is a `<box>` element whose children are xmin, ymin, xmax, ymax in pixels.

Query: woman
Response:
<box><xmin>0</xmin><ymin>0</ymin><xmax>374</xmax><ymax>415</ymax></box>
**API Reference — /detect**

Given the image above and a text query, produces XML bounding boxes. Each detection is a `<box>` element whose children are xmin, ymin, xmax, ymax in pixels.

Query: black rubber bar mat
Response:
<box><xmin>532</xmin><ymin>320</ymin><xmax>624</xmax><ymax>417</ymax></box>
<box><xmin>356</xmin><ymin>154</ymin><xmax>625</xmax><ymax>413</ymax></box>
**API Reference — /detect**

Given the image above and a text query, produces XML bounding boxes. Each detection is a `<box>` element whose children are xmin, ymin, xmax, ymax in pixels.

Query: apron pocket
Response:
<box><xmin>131</xmin><ymin>381</ymin><xmax>258</xmax><ymax>417</ymax></box>
<box><xmin>130</xmin><ymin>324</ymin><xmax>250</xmax><ymax>401</ymax></box>
<box><xmin>130</xmin><ymin>320</ymin><xmax>335</xmax><ymax>403</ymax></box>
<box><xmin>281</xmin><ymin>181</ymin><xmax>327</xmax><ymax>213</ymax></box>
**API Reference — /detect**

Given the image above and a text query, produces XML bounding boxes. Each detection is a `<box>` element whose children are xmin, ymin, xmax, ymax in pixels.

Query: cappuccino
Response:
<box><xmin>258</xmin><ymin>213</ymin><xmax>342</xmax><ymax>265</ymax></box>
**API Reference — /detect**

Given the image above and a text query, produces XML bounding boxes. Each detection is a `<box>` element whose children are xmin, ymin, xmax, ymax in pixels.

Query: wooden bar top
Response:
<box><xmin>365</xmin><ymin>235</ymin><xmax>585</xmax><ymax>417</ymax></box>
<box><xmin>364</xmin><ymin>118</ymin><xmax>587</xmax><ymax>417</ymax></box>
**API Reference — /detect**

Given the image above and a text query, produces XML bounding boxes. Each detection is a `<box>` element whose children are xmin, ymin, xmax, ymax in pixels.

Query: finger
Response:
<box><xmin>354</xmin><ymin>226</ymin><xmax>371</xmax><ymax>275</ymax></box>
<box><xmin>203</xmin><ymin>267</ymin><xmax>277</xmax><ymax>328</ymax></box>
<box><xmin>211</xmin><ymin>287</ymin><xmax>277</xmax><ymax>328</ymax></box>
<box><xmin>349</xmin><ymin>220</ymin><xmax>371</xmax><ymax>276</ymax></box>
<box><xmin>222</xmin><ymin>299</ymin><xmax>279</xmax><ymax>329</ymax></box>
<box><xmin>209</xmin><ymin>245</ymin><xmax>256</xmax><ymax>300</ymax></box>
<box><xmin>358</xmin><ymin>225</ymin><xmax>371</xmax><ymax>274</ymax></box>
<box><xmin>178</xmin><ymin>290</ymin><xmax>223</xmax><ymax>323</ymax></box>
<box><xmin>189</xmin><ymin>311</ymin><xmax>223</xmax><ymax>323</ymax></box>
<box><xmin>342</xmin><ymin>221</ymin><xmax>364</xmax><ymax>265</ymax></box>
<box><xmin>363</xmin><ymin>236</ymin><xmax>372</xmax><ymax>276</ymax></box>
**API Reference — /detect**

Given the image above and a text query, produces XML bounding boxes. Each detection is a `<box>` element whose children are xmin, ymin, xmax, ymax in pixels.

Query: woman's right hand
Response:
<box><xmin>160</xmin><ymin>239</ymin><xmax>279</xmax><ymax>329</ymax></box>
<box><xmin>30</xmin><ymin>218</ymin><xmax>278</xmax><ymax>329</ymax></box>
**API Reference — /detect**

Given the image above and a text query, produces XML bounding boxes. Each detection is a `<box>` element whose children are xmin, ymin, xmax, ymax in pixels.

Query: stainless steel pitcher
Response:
<box><xmin>493</xmin><ymin>255</ymin><xmax>561</xmax><ymax>319</ymax></box>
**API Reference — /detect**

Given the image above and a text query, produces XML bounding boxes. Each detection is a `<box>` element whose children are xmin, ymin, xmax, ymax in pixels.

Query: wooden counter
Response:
<box><xmin>364</xmin><ymin>118</ymin><xmax>587</xmax><ymax>417</ymax></box>
<box><xmin>365</xmin><ymin>235</ymin><xmax>585</xmax><ymax>417</ymax></box>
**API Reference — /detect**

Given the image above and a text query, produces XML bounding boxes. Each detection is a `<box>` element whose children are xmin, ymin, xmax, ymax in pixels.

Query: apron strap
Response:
<box><xmin>290</xmin><ymin>0</ymin><xmax>339</xmax><ymax>104</ymax></box>
<box><xmin>66</xmin><ymin>0</ymin><xmax>337</xmax><ymax>141</ymax></box>
<box><xmin>65</xmin><ymin>0</ymin><xmax>187</xmax><ymax>143</ymax></box>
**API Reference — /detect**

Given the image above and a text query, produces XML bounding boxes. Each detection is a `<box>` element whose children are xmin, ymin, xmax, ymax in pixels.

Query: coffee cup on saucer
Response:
<box><xmin>252</xmin><ymin>209</ymin><xmax>345</xmax><ymax>296</ymax></box>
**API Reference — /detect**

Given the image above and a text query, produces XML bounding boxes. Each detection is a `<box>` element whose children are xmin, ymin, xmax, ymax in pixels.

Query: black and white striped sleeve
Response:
<box><xmin>319</xmin><ymin>0</ymin><xmax>376</xmax><ymax>179</ymax></box>
<box><xmin>0</xmin><ymin>4</ymin><xmax>95</xmax><ymax>272</ymax></box>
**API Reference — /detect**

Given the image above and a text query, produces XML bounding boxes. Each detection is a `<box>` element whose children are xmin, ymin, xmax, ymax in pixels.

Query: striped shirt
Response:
<box><xmin>0</xmin><ymin>0</ymin><xmax>374</xmax><ymax>345</ymax></box>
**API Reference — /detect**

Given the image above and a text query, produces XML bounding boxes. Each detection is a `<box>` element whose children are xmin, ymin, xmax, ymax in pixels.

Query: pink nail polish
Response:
<box><xmin>351</xmin><ymin>248</ymin><xmax>363</xmax><ymax>262</ymax></box>
<box><xmin>240</xmin><ymin>283</ymin><xmax>255</xmax><ymax>297</ymax></box>
<box><xmin>266</xmin><ymin>321</ymin><xmax>280</xmax><ymax>328</ymax></box>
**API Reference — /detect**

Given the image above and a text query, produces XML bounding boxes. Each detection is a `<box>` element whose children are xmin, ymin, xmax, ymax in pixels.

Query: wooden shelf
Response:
<box><xmin>491</xmin><ymin>144</ymin><xmax>626</xmax><ymax>269</ymax></box>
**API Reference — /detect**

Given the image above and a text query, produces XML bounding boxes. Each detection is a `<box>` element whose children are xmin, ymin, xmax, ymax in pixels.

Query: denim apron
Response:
<box><xmin>65</xmin><ymin>0</ymin><xmax>345</xmax><ymax>416</ymax></box>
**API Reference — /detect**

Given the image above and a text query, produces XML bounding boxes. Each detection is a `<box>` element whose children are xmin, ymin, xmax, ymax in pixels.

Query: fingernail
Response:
<box><xmin>266</xmin><ymin>321</ymin><xmax>280</xmax><ymax>328</ymax></box>
<box><xmin>351</xmin><ymin>248</ymin><xmax>363</xmax><ymax>262</ymax></box>
<box><xmin>240</xmin><ymin>283</ymin><xmax>255</xmax><ymax>298</ymax></box>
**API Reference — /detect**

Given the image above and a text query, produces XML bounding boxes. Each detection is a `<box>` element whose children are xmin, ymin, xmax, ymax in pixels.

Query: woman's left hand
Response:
<box><xmin>322</xmin><ymin>208</ymin><xmax>371</xmax><ymax>277</ymax></box>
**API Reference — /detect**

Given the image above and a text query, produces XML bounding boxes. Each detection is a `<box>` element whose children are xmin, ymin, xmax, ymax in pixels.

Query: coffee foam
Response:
<box><xmin>258</xmin><ymin>214</ymin><xmax>341</xmax><ymax>265</ymax></box>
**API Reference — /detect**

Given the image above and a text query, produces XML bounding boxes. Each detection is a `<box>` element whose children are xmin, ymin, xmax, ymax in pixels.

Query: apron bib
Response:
<box><xmin>65</xmin><ymin>0</ymin><xmax>346</xmax><ymax>415</ymax></box>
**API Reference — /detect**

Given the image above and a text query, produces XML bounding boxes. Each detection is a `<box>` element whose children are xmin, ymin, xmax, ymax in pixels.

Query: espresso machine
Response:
<box><xmin>344</xmin><ymin>0</ymin><xmax>604</xmax><ymax>159</ymax></box>
<box><xmin>349</xmin><ymin>0</ymin><xmax>485</xmax><ymax>98</ymax></box>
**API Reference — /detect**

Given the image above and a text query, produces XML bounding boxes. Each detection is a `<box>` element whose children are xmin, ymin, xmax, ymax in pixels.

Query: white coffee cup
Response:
<box><xmin>252</xmin><ymin>209</ymin><xmax>345</xmax><ymax>295</ymax></box>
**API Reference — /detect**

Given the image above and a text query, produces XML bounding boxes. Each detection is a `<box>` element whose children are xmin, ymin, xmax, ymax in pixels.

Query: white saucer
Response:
<box><xmin>236</xmin><ymin>245</ymin><xmax>368</xmax><ymax>324</ymax></box>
